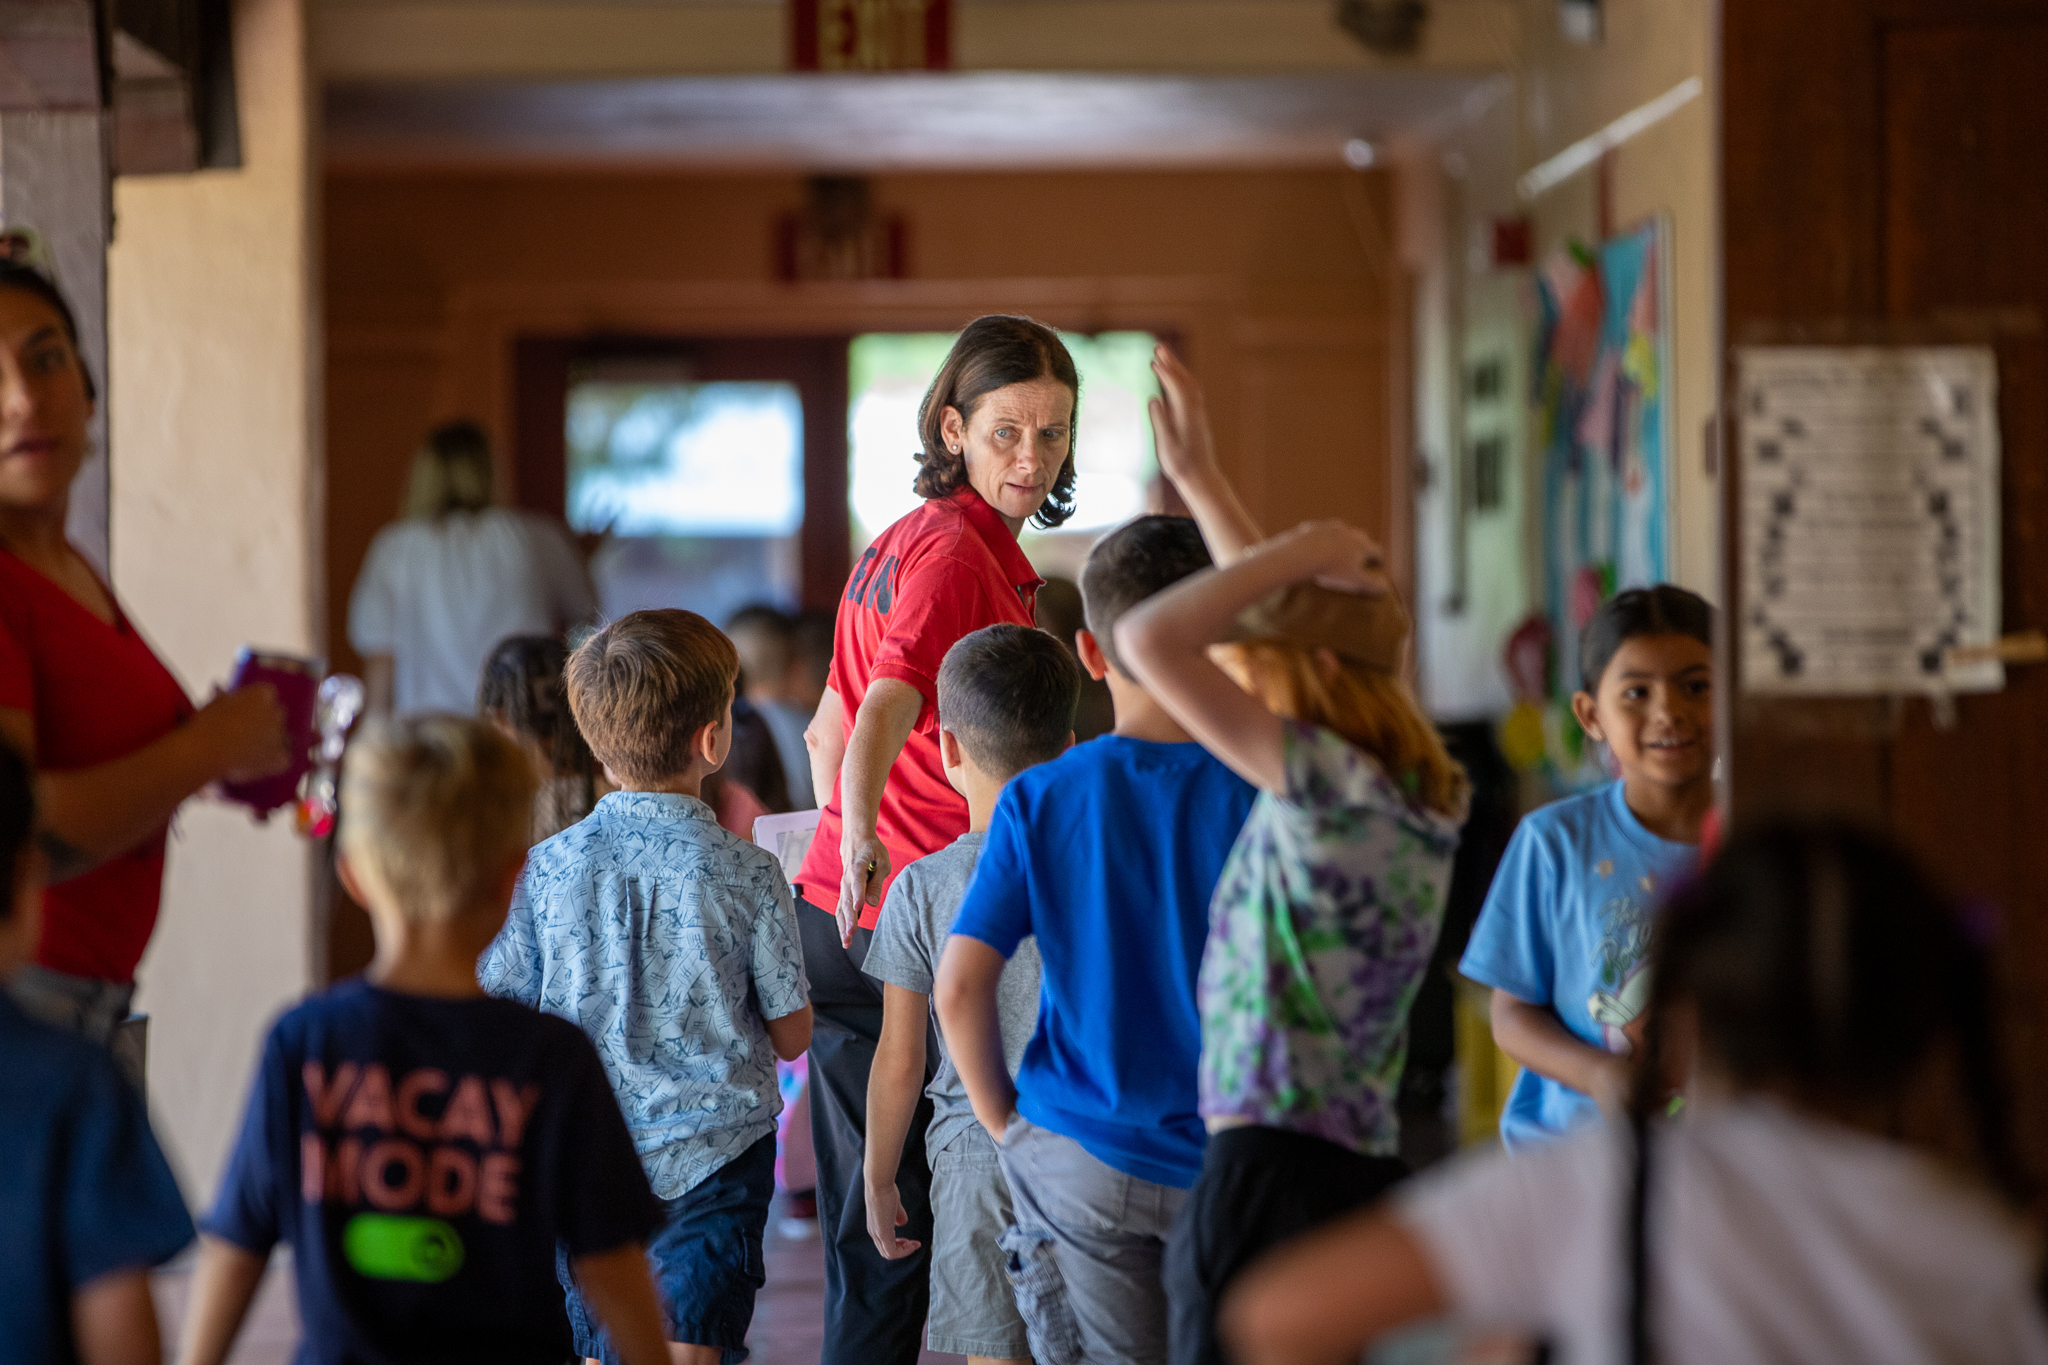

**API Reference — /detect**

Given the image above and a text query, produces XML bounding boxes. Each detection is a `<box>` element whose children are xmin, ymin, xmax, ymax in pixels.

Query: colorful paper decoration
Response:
<box><xmin>790</xmin><ymin>0</ymin><xmax>952</xmax><ymax>71</ymax></box>
<box><xmin>1533</xmin><ymin>219</ymin><xmax>1672</xmax><ymax>754</ymax></box>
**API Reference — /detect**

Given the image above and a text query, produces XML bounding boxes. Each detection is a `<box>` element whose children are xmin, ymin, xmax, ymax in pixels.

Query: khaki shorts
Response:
<box><xmin>927</xmin><ymin>1124</ymin><xmax>1031</xmax><ymax>1360</ymax></box>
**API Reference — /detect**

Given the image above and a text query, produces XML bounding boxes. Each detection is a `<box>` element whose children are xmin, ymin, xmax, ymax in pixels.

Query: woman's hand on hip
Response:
<box><xmin>836</xmin><ymin>829</ymin><xmax>891</xmax><ymax>948</ymax></box>
<box><xmin>193</xmin><ymin>683</ymin><xmax>293</xmax><ymax>781</ymax></box>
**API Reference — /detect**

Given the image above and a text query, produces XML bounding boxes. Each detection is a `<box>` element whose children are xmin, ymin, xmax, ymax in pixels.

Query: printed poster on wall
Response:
<box><xmin>1735</xmin><ymin>346</ymin><xmax>2002</xmax><ymax>696</ymax></box>
<box><xmin>1532</xmin><ymin>219</ymin><xmax>1673</xmax><ymax>701</ymax></box>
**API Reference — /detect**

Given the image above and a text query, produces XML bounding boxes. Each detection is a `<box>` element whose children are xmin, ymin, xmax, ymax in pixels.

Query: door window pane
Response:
<box><xmin>567</xmin><ymin>378</ymin><xmax>804</xmax><ymax>623</ymax></box>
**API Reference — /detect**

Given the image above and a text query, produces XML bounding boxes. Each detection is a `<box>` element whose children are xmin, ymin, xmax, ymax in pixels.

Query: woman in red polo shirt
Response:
<box><xmin>793</xmin><ymin>314</ymin><xmax>1077</xmax><ymax>1365</ymax></box>
<box><xmin>0</xmin><ymin>257</ymin><xmax>289</xmax><ymax>1049</ymax></box>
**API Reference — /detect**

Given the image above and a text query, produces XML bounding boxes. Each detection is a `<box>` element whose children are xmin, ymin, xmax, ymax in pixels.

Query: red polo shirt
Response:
<box><xmin>0</xmin><ymin>547</ymin><xmax>193</xmax><ymax>983</ymax></box>
<box><xmin>795</xmin><ymin>486</ymin><xmax>1042</xmax><ymax>929</ymax></box>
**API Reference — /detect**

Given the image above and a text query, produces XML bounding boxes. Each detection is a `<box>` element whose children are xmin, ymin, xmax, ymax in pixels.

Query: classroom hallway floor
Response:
<box><xmin>150</xmin><ymin>1192</ymin><xmax>967</xmax><ymax>1365</ymax></box>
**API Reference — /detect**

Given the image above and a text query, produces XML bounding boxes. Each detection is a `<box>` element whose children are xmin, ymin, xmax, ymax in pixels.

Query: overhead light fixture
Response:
<box><xmin>1516</xmin><ymin>76</ymin><xmax>1702</xmax><ymax>200</ymax></box>
<box><xmin>1343</xmin><ymin>138</ymin><xmax>1378</xmax><ymax>169</ymax></box>
<box><xmin>1336</xmin><ymin>0</ymin><xmax>1427</xmax><ymax>57</ymax></box>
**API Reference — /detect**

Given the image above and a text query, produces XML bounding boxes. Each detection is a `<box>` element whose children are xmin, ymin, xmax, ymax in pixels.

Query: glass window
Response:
<box><xmin>566</xmin><ymin>376</ymin><xmax>804</xmax><ymax>625</ymax></box>
<box><xmin>848</xmin><ymin>330</ymin><xmax>1162</xmax><ymax>570</ymax></box>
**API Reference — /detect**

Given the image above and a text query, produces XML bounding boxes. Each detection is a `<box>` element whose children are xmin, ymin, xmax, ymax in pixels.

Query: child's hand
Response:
<box><xmin>864</xmin><ymin>1181</ymin><xmax>921</xmax><ymax>1259</ymax></box>
<box><xmin>1588</xmin><ymin>1053</ymin><xmax>1634</xmax><ymax>1118</ymax></box>
<box><xmin>1272</xmin><ymin>520</ymin><xmax>1390</xmax><ymax>595</ymax></box>
<box><xmin>1149</xmin><ymin>345</ymin><xmax>1220</xmax><ymax>488</ymax></box>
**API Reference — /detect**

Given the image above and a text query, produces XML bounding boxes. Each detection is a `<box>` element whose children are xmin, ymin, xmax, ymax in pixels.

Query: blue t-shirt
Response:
<box><xmin>949</xmin><ymin>735</ymin><xmax>1256</xmax><ymax>1188</ymax></box>
<box><xmin>0</xmin><ymin>989</ymin><xmax>192</xmax><ymax>1365</ymax></box>
<box><xmin>205</xmin><ymin>979</ymin><xmax>662</xmax><ymax>1365</ymax></box>
<box><xmin>1459</xmin><ymin>780</ymin><xmax>1696</xmax><ymax>1150</ymax></box>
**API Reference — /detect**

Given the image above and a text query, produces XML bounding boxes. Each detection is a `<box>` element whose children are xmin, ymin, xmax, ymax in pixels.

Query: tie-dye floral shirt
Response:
<box><xmin>1198</xmin><ymin>722</ymin><xmax>1464</xmax><ymax>1156</ymax></box>
<box><xmin>479</xmin><ymin>791</ymin><xmax>810</xmax><ymax>1198</ymax></box>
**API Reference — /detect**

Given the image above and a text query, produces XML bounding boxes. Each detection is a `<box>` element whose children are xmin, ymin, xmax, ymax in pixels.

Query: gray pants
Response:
<box><xmin>995</xmin><ymin>1115</ymin><xmax>1188</xmax><ymax>1365</ymax></box>
<box><xmin>11</xmin><ymin>963</ymin><xmax>147</xmax><ymax>1089</ymax></box>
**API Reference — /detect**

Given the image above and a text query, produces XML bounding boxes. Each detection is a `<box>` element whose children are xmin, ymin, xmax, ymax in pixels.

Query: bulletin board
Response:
<box><xmin>1518</xmin><ymin>218</ymin><xmax>1674</xmax><ymax>782</ymax></box>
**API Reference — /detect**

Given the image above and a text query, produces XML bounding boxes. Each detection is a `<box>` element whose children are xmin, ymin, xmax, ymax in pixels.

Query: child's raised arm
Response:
<box><xmin>173</xmin><ymin>1236</ymin><xmax>267</xmax><ymax>1365</ymax></box>
<box><xmin>1116</xmin><ymin>519</ymin><xmax>1388</xmax><ymax>793</ymax></box>
<box><xmin>863</xmin><ymin>984</ymin><xmax>929</xmax><ymax>1259</ymax></box>
<box><xmin>1148</xmin><ymin>345</ymin><xmax>1263</xmax><ymax>564</ymax></box>
<box><xmin>932</xmin><ymin>934</ymin><xmax>1015</xmax><ymax>1141</ymax></box>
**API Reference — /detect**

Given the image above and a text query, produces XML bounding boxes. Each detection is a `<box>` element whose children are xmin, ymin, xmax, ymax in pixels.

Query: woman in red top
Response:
<box><xmin>793</xmin><ymin>315</ymin><xmax>1076</xmax><ymax>1365</ymax></box>
<box><xmin>0</xmin><ymin>258</ymin><xmax>288</xmax><ymax>1049</ymax></box>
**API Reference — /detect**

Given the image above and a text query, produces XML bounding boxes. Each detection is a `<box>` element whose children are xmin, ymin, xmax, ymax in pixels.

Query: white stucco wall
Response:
<box><xmin>110</xmin><ymin>0</ymin><xmax>320</xmax><ymax>1203</ymax></box>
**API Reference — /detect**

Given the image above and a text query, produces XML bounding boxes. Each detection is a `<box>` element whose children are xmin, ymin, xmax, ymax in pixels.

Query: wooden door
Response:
<box><xmin>1722</xmin><ymin>0</ymin><xmax>2048</xmax><ymax>1168</ymax></box>
<box><xmin>511</xmin><ymin>334</ymin><xmax>853</xmax><ymax>612</ymax></box>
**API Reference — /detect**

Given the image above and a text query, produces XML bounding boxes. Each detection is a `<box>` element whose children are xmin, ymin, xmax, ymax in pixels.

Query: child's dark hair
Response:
<box><xmin>1628</xmin><ymin>821</ymin><xmax>2024</xmax><ymax>1204</ymax></box>
<box><xmin>0</xmin><ymin>740</ymin><xmax>32</xmax><ymax>920</ymax></box>
<box><xmin>1080</xmin><ymin>515</ymin><xmax>1213</xmax><ymax>678</ymax></box>
<box><xmin>1578</xmin><ymin>585</ymin><xmax>1713</xmax><ymax>692</ymax></box>
<box><xmin>1623</xmin><ymin>821</ymin><xmax>2029</xmax><ymax>1358</ymax></box>
<box><xmin>478</xmin><ymin>634</ymin><xmax>596</xmax><ymax>797</ymax></box>
<box><xmin>938</xmin><ymin>624</ymin><xmax>1083</xmax><ymax>780</ymax></box>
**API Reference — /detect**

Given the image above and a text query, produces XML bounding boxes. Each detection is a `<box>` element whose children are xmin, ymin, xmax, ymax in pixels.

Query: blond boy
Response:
<box><xmin>179</xmin><ymin>716</ymin><xmax>673</xmax><ymax>1365</ymax></box>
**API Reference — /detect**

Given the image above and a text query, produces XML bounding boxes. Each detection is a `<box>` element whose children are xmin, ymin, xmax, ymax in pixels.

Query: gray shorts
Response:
<box><xmin>995</xmin><ymin>1114</ymin><xmax>1188</xmax><ymax>1365</ymax></box>
<box><xmin>927</xmin><ymin>1124</ymin><xmax>1031</xmax><ymax>1360</ymax></box>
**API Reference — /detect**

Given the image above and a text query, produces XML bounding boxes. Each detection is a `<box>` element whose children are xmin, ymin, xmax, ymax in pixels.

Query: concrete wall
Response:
<box><xmin>111</xmin><ymin>0</ymin><xmax>320</xmax><ymax>1202</ymax></box>
<box><xmin>1519</xmin><ymin>0</ymin><xmax>1716</xmax><ymax>598</ymax></box>
<box><xmin>1409</xmin><ymin>0</ymin><xmax>1715</xmax><ymax>721</ymax></box>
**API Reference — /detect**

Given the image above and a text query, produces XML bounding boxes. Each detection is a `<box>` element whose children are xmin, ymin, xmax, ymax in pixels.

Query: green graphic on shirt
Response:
<box><xmin>343</xmin><ymin>1213</ymin><xmax>465</xmax><ymax>1283</ymax></box>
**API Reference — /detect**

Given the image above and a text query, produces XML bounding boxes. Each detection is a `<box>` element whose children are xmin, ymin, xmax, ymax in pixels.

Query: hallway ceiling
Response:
<box><xmin>324</xmin><ymin>70</ymin><xmax>1506</xmax><ymax>170</ymax></box>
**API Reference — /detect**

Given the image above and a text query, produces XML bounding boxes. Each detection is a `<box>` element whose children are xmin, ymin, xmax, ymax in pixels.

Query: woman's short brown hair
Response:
<box><xmin>914</xmin><ymin>315</ymin><xmax>1080</xmax><ymax>529</ymax></box>
<box><xmin>566</xmin><ymin>609</ymin><xmax>739</xmax><ymax>786</ymax></box>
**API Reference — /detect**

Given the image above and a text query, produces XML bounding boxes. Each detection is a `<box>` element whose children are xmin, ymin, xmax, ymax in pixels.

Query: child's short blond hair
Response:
<box><xmin>567</xmin><ymin>609</ymin><xmax>738</xmax><ymax>786</ymax></box>
<box><xmin>339</xmin><ymin>715</ymin><xmax>537</xmax><ymax>922</ymax></box>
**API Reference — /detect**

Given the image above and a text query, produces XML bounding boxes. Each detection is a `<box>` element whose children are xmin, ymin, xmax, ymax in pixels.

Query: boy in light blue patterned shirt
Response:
<box><xmin>481</xmin><ymin>609</ymin><xmax>813</xmax><ymax>1365</ymax></box>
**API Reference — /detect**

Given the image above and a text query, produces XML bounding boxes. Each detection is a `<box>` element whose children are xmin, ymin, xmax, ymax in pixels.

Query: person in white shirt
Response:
<box><xmin>1222</xmin><ymin>821</ymin><xmax>2048</xmax><ymax>1365</ymax></box>
<box><xmin>349</xmin><ymin>421</ymin><xmax>597</xmax><ymax>717</ymax></box>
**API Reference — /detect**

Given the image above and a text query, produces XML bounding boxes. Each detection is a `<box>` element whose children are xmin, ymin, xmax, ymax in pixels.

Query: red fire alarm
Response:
<box><xmin>1491</xmin><ymin>217</ymin><xmax>1533</xmax><ymax>268</ymax></box>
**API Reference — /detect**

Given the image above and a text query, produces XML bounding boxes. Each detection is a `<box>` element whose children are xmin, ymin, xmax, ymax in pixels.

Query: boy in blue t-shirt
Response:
<box><xmin>1460</xmin><ymin>586</ymin><xmax>1712</xmax><ymax>1150</ymax></box>
<box><xmin>937</xmin><ymin>516</ymin><xmax>1258</xmax><ymax>1365</ymax></box>
<box><xmin>0</xmin><ymin>741</ymin><xmax>192</xmax><ymax>1365</ymax></box>
<box><xmin>183</xmin><ymin>718</ymin><xmax>672</xmax><ymax>1365</ymax></box>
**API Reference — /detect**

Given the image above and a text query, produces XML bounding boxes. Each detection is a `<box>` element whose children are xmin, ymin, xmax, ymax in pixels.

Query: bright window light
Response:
<box><xmin>848</xmin><ymin>331</ymin><xmax>1161</xmax><ymax>549</ymax></box>
<box><xmin>567</xmin><ymin>381</ymin><xmax>804</xmax><ymax>537</ymax></box>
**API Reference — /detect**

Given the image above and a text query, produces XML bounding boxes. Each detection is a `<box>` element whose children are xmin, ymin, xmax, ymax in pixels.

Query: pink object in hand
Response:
<box><xmin>219</xmin><ymin>649</ymin><xmax>321</xmax><ymax>817</ymax></box>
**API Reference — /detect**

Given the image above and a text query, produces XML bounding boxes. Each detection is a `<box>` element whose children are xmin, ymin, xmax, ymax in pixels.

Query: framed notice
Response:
<box><xmin>1736</xmin><ymin>346</ymin><xmax>2002</xmax><ymax>695</ymax></box>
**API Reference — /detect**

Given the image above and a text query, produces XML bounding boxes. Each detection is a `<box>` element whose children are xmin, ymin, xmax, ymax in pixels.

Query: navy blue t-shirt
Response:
<box><xmin>0</xmin><ymin>988</ymin><xmax>193</xmax><ymax>1365</ymax></box>
<box><xmin>950</xmin><ymin>735</ymin><xmax>1256</xmax><ymax>1188</ymax></box>
<box><xmin>205</xmin><ymin>979</ymin><xmax>662</xmax><ymax>1365</ymax></box>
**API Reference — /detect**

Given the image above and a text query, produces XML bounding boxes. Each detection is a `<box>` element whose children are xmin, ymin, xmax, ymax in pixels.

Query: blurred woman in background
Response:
<box><xmin>350</xmin><ymin>420</ymin><xmax>597</xmax><ymax>717</ymax></box>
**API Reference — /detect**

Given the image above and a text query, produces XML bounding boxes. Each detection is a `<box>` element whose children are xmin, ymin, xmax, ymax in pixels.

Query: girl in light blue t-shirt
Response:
<box><xmin>1461</xmin><ymin>585</ymin><xmax>1714</xmax><ymax>1150</ymax></box>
